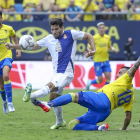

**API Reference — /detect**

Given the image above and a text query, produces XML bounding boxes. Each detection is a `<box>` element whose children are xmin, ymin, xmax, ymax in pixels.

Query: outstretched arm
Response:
<box><xmin>5</xmin><ymin>43</ymin><xmax>41</xmax><ymax>51</ymax></box>
<box><xmin>128</xmin><ymin>57</ymin><xmax>140</xmax><ymax>77</ymax></box>
<box><xmin>121</xmin><ymin>111</ymin><xmax>131</xmax><ymax>130</ymax></box>
<box><xmin>82</xmin><ymin>33</ymin><xmax>96</xmax><ymax>58</ymax></box>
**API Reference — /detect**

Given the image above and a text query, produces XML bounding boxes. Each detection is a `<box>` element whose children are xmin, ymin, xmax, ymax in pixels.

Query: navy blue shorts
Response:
<box><xmin>76</xmin><ymin>91</ymin><xmax>111</xmax><ymax>125</ymax></box>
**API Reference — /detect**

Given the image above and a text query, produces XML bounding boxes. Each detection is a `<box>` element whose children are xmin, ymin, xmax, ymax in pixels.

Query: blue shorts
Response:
<box><xmin>0</xmin><ymin>58</ymin><xmax>13</xmax><ymax>78</ymax></box>
<box><xmin>94</xmin><ymin>60</ymin><xmax>111</xmax><ymax>76</ymax></box>
<box><xmin>76</xmin><ymin>91</ymin><xmax>111</xmax><ymax>125</ymax></box>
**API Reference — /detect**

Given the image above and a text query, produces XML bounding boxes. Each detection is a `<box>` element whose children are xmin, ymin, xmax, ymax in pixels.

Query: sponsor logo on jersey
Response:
<box><xmin>63</xmin><ymin>34</ymin><xmax>67</xmax><ymax>39</ymax></box>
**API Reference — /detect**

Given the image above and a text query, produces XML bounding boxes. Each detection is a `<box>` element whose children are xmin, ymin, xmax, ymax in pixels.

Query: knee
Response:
<box><xmin>68</xmin><ymin>120</ymin><xmax>79</xmax><ymax>130</ymax></box>
<box><xmin>98</xmin><ymin>77</ymin><xmax>103</xmax><ymax>83</ymax></box>
<box><xmin>0</xmin><ymin>84</ymin><xmax>4</xmax><ymax>90</ymax></box>
<box><xmin>3</xmin><ymin>74</ymin><xmax>9</xmax><ymax>81</ymax></box>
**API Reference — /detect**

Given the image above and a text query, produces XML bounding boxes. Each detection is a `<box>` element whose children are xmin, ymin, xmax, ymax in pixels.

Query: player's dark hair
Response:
<box><xmin>49</xmin><ymin>18</ymin><xmax>63</xmax><ymax>28</ymax></box>
<box><xmin>121</xmin><ymin>66</ymin><xmax>131</xmax><ymax>70</ymax></box>
<box><xmin>0</xmin><ymin>11</ymin><xmax>2</xmax><ymax>17</ymax></box>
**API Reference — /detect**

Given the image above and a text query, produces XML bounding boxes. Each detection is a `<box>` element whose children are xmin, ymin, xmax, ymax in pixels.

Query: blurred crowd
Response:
<box><xmin>0</xmin><ymin>0</ymin><xmax>140</xmax><ymax>22</ymax></box>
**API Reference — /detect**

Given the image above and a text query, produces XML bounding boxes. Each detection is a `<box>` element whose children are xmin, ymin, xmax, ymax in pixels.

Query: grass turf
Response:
<box><xmin>0</xmin><ymin>89</ymin><xmax>140</xmax><ymax>140</ymax></box>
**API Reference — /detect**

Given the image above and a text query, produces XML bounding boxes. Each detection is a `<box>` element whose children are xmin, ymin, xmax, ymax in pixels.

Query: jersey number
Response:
<box><xmin>117</xmin><ymin>89</ymin><xmax>132</xmax><ymax>106</ymax></box>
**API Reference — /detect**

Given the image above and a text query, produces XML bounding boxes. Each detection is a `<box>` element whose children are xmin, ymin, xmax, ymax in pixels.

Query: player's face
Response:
<box><xmin>51</xmin><ymin>25</ymin><xmax>64</xmax><ymax>39</ymax></box>
<box><xmin>117</xmin><ymin>68</ymin><xmax>127</xmax><ymax>78</ymax></box>
<box><xmin>98</xmin><ymin>25</ymin><xmax>105</xmax><ymax>35</ymax></box>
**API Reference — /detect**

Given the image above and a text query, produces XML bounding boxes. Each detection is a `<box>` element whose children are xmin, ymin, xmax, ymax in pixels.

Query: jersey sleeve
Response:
<box><xmin>123</xmin><ymin>95</ymin><xmax>134</xmax><ymax>112</ymax></box>
<box><xmin>71</xmin><ymin>30</ymin><xmax>85</xmax><ymax>40</ymax></box>
<box><xmin>36</xmin><ymin>36</ymin><xmax>48</xmax><ymax>48</ymax></box>
<box><xmin>9</xmin><ymin>26</ymin><xmax>15</xmax><ymax>36</ymax></box>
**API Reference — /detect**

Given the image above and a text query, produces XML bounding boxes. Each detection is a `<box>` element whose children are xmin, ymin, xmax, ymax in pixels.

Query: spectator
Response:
<box><xmin>23</xmin><ymin>8</ymin><xmax>33</xmax><ymax>22</ymax></box>
<box><xmin>48</xmin><ymin>5</ymin><xmax>64</xmax><ymax>20</ymax></box>
<box><xmin>0</xmin><ymin>0</ymin><xmax>15</xmax><ymax>12</ymax></box>
<box><xmin>110</xmin><ymin>4</ymin><xmax>126</xmax><ymax>20</ymax></box>
<box><xmin>5</xmin><ymin>6</ymin><xmax>22</xmax><ymax>21</ymax></box>
<box><xmin>15</xmin><ymin>0</ymin><xmax>23</xmax><ymax>3</ymax></box>
<box><xmin>102</xmin><ymin>0</ymin><xmax>115</xmax><ymax>11</ymax></box>
<box><xmin>132</xmin><ymin>5</ymin><xmax>140</xmax><ymax>20</ymax></box>
<box><xmin>39</xmin><ymin>0</ymin><xmax>55</xmax><ymax>12</ymax></box>
<box><xmin>56</xmin><ymin>0</ymin><xmax>70</xmax><ymax>11</ymax></box>
<box><xmin>115</xmin><ymin>0</ymin><xmax>129</xmax><ymax>11</ymax></box>
<box><xmin>22</xmin><ymin>0</ymin><xmax>39</xmax><ymax>10</ymax></box>
<box><xmin>82</xmin><ymin>0</ymin><xmax>99</xmax><ymax>21</ymax></box>
<box><xmin>75</xmin><ymin>0</ymin><xmax>86</xmax><ymax>8</ymax></box>
<box><xmin>33</xmin><ymin>5</ymin><xmax>47</xmax><ymax>21</ymax></box>
<box><xmin>65</xmin><ymin>0</ymin><xmax>83</xmax><ymax>21</ymax></box>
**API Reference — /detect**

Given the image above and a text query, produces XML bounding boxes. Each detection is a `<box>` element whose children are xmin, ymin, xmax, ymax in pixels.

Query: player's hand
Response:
<box><xmin>113</xmin><ymin>49</ymin><xmax>119</xmax><ymax>53</ymax></box>
<box><xmin>16</xmin><ymin>50</ymin><xmax>21</xmax><ymax>58</ymax></box>
<box><xmin>85</xmin><ymin>51</ymin><xmax>96</xmax><ymax>58</ymax></box>
<box><xmin>5</xmin><ymin>43</ymin><xmax>14</xmax><ymax>49</ymax></box>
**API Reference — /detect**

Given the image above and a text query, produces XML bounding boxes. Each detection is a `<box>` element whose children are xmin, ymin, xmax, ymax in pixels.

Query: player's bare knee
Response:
<box><xmin>3</xmin><ymin>74</ymin><xmax>9</xmax><ymax>81</ymax></box>
<box><xmin>46</xmin><ymin>82</ymin><xmax>55</xmax><ymax>92</ymax></box>
<box><xmin>98</xmin><ymin>77</ymin><xmax>103</xmax><ymax>83</ymax></box>
<box><xmin>0</xmin><ymin>85</ymin><xmax>4</xmax><ymax>90</ymax></box>
<box><xmin>68</xmin><ymin>120</ymin><xmax>79</xmax><ymax>130</ymax></box>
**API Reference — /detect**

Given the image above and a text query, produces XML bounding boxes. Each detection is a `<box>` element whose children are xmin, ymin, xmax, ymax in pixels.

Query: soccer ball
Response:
<box><xmin>19</xmin><ymin>35</ymin><xmax>35</xmax><ymax>51</ymax></box>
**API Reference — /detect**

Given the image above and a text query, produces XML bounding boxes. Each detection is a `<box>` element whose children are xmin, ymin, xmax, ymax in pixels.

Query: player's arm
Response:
<box><xmin>12</xmin><ymin>34</ymin><xmax>21</xmax><ymax>58</ymax></box>
<box><xmin>108</xmin><ymin>46</ymin><xmax>118</xmax><ymax>53</ymax></box>
<box><xmin>121</xmin><ymin>111</ymin><xmax>131</xmax><ymax>130</ymax></box>
<box><xmin>82</xmin><ymin>33</ymin><xmax>96</xmax><ymax>58</ymax></box>
<box><xmin>128</xmin><ymin>57</ymin><xmax>140</xmax><ymax>77</ymax></box>
<box><xmin>5</xmin><ymin>42</ymin><xmax>41</xmax><ymax>51</ymax></box>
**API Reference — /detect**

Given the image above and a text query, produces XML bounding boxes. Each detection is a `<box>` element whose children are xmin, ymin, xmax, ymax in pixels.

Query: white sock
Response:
<box><xmin>30</xmin><ymin>86</ymin><xmax>50</xmax><ymax>99</ymax></box>
<box><xmin>53</xmin><ymin>106</ymin><xmax>63</xmax><ymax>125</ymax></box>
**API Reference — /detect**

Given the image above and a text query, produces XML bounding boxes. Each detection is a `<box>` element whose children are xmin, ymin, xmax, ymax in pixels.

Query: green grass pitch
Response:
<box><xmin>0</xmin><ymin>89</ymin><xmax>140</xmax><ymax>140</ymax></box>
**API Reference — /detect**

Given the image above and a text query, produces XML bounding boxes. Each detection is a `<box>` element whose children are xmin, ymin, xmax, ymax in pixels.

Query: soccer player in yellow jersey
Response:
<box><xmin>33</xmin><ymin>56</ymin><xmax>140</xmax><ymax>131</ymax></box>
<box><xmin>86</xmin><ymin>22</ymin><xmax>118</xmax><ymax>90</ymax></box>
<box><xmin>0</xmin><ymin>11</ymin><xmax>21</xmax><ymax>114</ymax></box>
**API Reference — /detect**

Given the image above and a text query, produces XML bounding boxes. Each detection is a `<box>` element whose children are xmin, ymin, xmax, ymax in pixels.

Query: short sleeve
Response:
<box><xmin>123</xmin><ymin>95</ymin><xmax>134</xmax><ymax>112</ymax></box>
<box><xmin>9</xmin><ymin>26</ymin><xmax>15</xmax><ymax>36</ymax></box>
<box><xmin>71</xmin><ymin>30</ymin><xmax>85</xmax><ymax>40</ymax></box>
<box><xmin>36</xmin><ymin>36</ymin><xmax>48</xmax><ymax>48</ymax></box>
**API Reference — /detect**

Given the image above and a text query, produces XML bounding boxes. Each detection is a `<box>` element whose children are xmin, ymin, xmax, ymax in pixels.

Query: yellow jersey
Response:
<box><xmin>0</xmin><ymin>24</ymin><xmax>15</xmax><ymax>61</ymax></box>
<box><xmin>88</xmin><ymin>33</ymin><xmax>111</xmax><ymax>62</ymax></box>
<box><xmin>115</xmin><ymin>0</ymin><xmax>129</xmax><ymax>10</ymax></box>
<box><xmin>82</xmin><ymin>0</ymin><xmax>98</xmax><ymax>21</ymax></box>
<box><xmin>23</xmin><ymin>0</ymin><xmax>39</xmax><ymax>8</ymax></box>
<box><xmin>56</xmin><ymin>0</ymin><xmax>70</xmax><ymax>9</ymax></box>
<box><xmin>97</xmin><ymin>72</ymin><xmax>134</xmax><ymax>112</ymax></box>
<box><xmin>0</xmin><ymin>0</ymin><xmax>14</xmax><ymax>9</ymax></box>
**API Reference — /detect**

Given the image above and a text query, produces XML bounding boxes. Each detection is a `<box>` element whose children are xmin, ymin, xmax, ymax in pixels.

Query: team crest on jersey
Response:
<box><xmin>63</xmin><ymin>34</ymin><xmax>67</xmax><ymax>39</ymax></box>
<box><xmin>5</xmin><ymin>30</ymin><xmax>7</xmax><ymax>34</ymax></box>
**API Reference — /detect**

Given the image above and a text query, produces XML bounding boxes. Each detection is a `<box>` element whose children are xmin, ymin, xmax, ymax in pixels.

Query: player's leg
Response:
<box><xmin>86</xmin><ymin>62</ymin><xmax>103</xmax><ymax>90</ymax></box>
<box><xmin>103</xmin><ymin>61</ymin><xmax>111</xmax><ymax>85</ymax></box>
<box><xmin>0</xmin><ymin>75</ymin><xmax>8</xmax><ymax>114</ymax></box>
<box><xmin>68</xmin><ymin>114</ymin><xmax>109</xmax><ymax>131</ymax></box>
<box><xmin>23</xmin><ymin>82</ymin><xmax>52</xmax><ymax>102</ymax></box>
<box><xmin>2</xmin><ymin>58</ymin><xmax>15</xmax><ymax>112</ymax></box>
<box><xmin>127</xmin><ymin>57</ymin><xmax>140</xmax><ymax>77</ymax></box>
<box><xmin>22</xmin><ymin>73</ymin><xmax>63</xmax><ymax>102</ymax></box>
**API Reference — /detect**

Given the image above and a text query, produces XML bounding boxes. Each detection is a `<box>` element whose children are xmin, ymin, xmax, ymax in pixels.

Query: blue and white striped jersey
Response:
<box><xmin>37</xmin><ymin>30</ymin><xmax>85</xmax><ymax>76</ymax></box>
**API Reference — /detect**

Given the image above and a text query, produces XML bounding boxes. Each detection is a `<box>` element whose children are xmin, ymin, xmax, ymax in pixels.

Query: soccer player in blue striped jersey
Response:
<box><xmin>29</xmin><ymin>56</ymin><xmax>140</xmax><ymax>131</ymax></box>
<box><xmin>5</xmin><ymin>18</ymin><xmax>96</xmax><ymax>129</ymax></box>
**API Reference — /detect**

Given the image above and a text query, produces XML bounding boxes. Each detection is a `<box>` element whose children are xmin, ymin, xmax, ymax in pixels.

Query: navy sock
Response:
<box><xmin>0</xmin><ymin>89</ymin><xmax>6</xmax><ymax>101</ymax></box>
<box><xmin>48</xmin><ymin>94</ymin><xmax>72</xmax><ymax>107</ymax></box>
<box><xmin>73</xmin><ymin>123</ymin><xmax>99</xmax><ymax>131</ymax></box>
<box><xmin>4</xmin><ymin>80</ymin><xmax>12</xmax><ymax>102</ymax></box>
